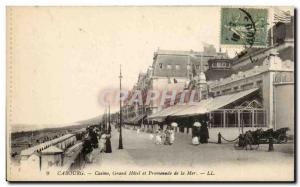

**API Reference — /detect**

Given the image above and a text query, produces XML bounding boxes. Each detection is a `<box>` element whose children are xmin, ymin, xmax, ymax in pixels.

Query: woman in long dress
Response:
<box><xmin>192</xmin><ymin>126</ymin><xmax>200</xmax><ymax>145</ymax></box>
<box><xmin>169</xmin><ymin>128</ymin><xmax>175</xmax><ymax>144</ymax></box>
<box><xmin>105</xmin><ymin>132</ymin><xmax>112</xmax><ymax>153</ymax></box>
<box><xmin>155</xmin><ymin>130</ymin><xmax>162</xmax><ymax>145</ymax></box>
<box><xmin>200</xmin><ymin>123</ymin><xmax>209</xmax><ymax>143</ymax></box>
<box><xmin>99</xmin><ymin>133</ymin><xmax>107</xmax><ymax>152</ymax></box>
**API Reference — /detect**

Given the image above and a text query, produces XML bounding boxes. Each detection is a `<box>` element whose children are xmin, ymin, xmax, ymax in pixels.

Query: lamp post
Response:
<box><xmin>108</xmin><ymin>104</ymin><xmax>111</xmax><ymax>134</ymax></box>
<box><xmin>118</xmin><ymin>64</ymin><xmax>124</xmax><ymax>149</ymax></box>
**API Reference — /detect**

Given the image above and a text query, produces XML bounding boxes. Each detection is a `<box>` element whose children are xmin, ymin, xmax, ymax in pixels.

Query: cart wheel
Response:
<box><xmin>234</xmin><ymin>141</ymin><xmax>244</xmax><ymax>150</ymax></box>
<box><xmin>278</xmin><ymin>135</ymin><xmax>288</xmax><ymax>143</ymax></box>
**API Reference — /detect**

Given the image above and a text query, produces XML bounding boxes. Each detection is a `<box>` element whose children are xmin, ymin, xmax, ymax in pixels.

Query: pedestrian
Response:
<box><xmin>99</xmin><ymin>132</ymin><xmax>107</xmax><ymax>153</ymax></box>
<box><xmin>192</xmin><ymin>122</ymin><xmax>201</xmax><ymax>145</ymax></box>
<box><xmin>192</xmin><ymin>126</ymin><xmax>198</xmax><ymax>137</ymax></box>
<box><xmin>160</xmin><ymin>129</ymin><xmax>166</xmax><ymax>144</ymax></box>
<box><xmin>105</xmin><ymin>131</ymin><xmax>112</xmax><ymax>153</ymax></box>
<box><xmin>155</xmin><ymin>130</ymin><xmax>162</xmax><ymax>144</ymax></box>
<box><xmin>169</xmin><ymin>127</ymin><xmax>175</xmax><ymax>144</ymax></box>
<box><xmin>164</xmin><ymin>127</ymin><xmax>171</xmax><ymax>145</ymax></box>
<box><xmin>199</xmin><ymin>122</ymin><xmax>209</xmax><ymax>143</ymax></box>
<box><xmin>82</xmin><ymin>137</ymin><xmax>93</xmax><ymax>163</ymax></box>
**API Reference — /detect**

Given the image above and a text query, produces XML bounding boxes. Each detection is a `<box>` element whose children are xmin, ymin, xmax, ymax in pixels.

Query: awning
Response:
<box><xmin>170</xmin><ymin>98</ymin><xmax>213</xmax><ymax>116</ymax></box>
<box><xmin>123</xmin><ymin>118</ymin><xmax>134</xmax><ymax>124</ymax></box>
<box><xmin>132</xmin><ymin>114</ymin><xmax>146</xmax><ymax>124</ymax></box>
<box><xmin>147</xmin><ymin>104</ymin><xmax>192</xmax><ymax>120</ymax></box>
<box><xmin>170</xmin><ymin>88</ymin><xmax>259</xmax><ymax>117</ymax></box>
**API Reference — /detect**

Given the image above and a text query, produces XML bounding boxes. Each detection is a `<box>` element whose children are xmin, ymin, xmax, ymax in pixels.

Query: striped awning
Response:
<box><xmin>132</xmin><ymin>114</ymin><xmax>146</xmax><ymax>124</ymax></box>
<box><xmin>147</xmin><ymin>104</ymin><xmax>192</xmax><ymax>120</ymax></box>
<box><xmin>170</xmin><ymin>88</ymin><xmax>259</xmax><ymax>117</ymax></box>
<box><xmin>147</xmin><ymin>88</ymin><xmax>259</xmax><ymax>119</ymax></box>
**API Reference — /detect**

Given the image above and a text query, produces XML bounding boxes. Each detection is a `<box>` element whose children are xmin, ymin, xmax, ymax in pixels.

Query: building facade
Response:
<box><xmin>146</xmin><ymin>19</ymin><xmax>294</xmax><ymax>137</ymax></box>
<box><xmin>123</xmin><ymin>46</ymin><xmax>228</xmax><ymax>126</ymax></box>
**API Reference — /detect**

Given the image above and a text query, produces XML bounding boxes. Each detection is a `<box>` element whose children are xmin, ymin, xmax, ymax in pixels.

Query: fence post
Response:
<box><xmin>218</xmin><ymin>133</ymin><xmax>222</xmax><ymax>144</ymax></box>
<box><xmin>268</xmin><ymin>136</ymin><xmax>274</xmax><ymax>152</ymax></box>
<box><xmin>223</xmin><ymin>110</ymin><xmax>226</xmax><ymax>128</ymax></box>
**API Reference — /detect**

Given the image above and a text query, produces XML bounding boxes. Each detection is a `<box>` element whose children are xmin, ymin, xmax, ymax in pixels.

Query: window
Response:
<box><xmin>256</xmin><ymin>80</ymin><xmax>263</xmax><ymax>87</ymax></box>
<box><xmin>175</xmin><ymin>65</ymin><xmax>180</xmax><ymax>70</ymax></box>
<box><xmin>159</xmin><ymin>63</ymin><xmax>163</xmax><ymax>69</ymax></box>
<box><xmin>167</xmin><ymin>64</ymin><xmax>172</xmax><ymax>69</ymax></box>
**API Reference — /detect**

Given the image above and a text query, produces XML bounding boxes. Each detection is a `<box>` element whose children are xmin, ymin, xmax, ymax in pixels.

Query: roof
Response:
<box><xmin>205</xmin><ymin>69</ymin><xmax>234</xmax><ymax>81</ymax></box>
<box><xmin>156</xmin><ymin>49</ymin><xmax>201</xmax><ymax>56</ymax></box>
<box><xmin>231</xmin><ymin>47</ymin><xmax>272</xmax><ymax>65</ymax></box>
<box><xmin>147</xmin><ymin>104</ymin><xmax>192</xmax><ymax>120</ymax></box>
<box><xmin>124</xmin><ymin>117</ymin><xmax>135</xmax><ymax>124</ymax></box>
<box><xmin>231</xmin><ymin>56</ymin><xmax>267</xmax><ymax>73</ymax></box>
<box><xmin>41</xmin><ymin>146</ymin><xmax>63</xmax><ymax>154</ymax></box>
<box><xmin>132</xmin><ymin>114</ymin><xmax>146</xmax><ymax>124</ymax></box>
<box><xmin>170</xmin><ymin>88</ymin><xmax>259</xmax><ymax>117</ymax></box>
<box><xmin>171</xmin><ymin>98</ymin><xmax>213</xmax><ymax>116</ymax></box>
<box><xmin>20</xmin><ymin>133</ymin><xmax>75</xmax><ymax>156</ymax></box>
<box><xmin>156</xmin><ymin>49</ymin><xmax>227</xmax><ymax>57</ymax></box>
<box><xmin>124</xmin><ymin>114</ymin><xmax>146</xmax><ymax>124</ymax></box>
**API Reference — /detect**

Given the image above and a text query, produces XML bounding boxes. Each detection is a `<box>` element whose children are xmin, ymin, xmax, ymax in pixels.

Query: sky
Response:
<box><xmin>9</xmin><ymin>6</ymin><xmax>276</xmax><ymax>126</ymax></box>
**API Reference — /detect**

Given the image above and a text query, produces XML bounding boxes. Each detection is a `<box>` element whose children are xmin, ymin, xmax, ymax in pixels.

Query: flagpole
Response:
<box><xmin>270</xmin><ymin>8</ymin><xmax>274</xmax><ymax>47</ymax></box>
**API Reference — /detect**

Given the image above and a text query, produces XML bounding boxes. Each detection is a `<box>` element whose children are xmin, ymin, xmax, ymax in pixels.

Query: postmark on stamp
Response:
<box><xmin>220</xmin><ymin>8</ymin><xmax>268</xmax><ymax>47</ymax></box>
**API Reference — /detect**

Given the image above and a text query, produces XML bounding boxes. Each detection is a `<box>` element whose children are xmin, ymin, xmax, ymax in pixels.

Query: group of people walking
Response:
<box><xmin>145</xmin><ymin>122</ymin><xmax>209</xmax><ymax>146</ymax></box>
<box><xmin>98</xmin><ymin>129</ymin><xmax>112</xmax><ymax>153</ymax></box>
<box><xmin>153</xmin><ymin>126</ymin><xmax>175</xmax><ymax>145</ymax></box>
<box><xmin>82</xmin><ymin>125</ymin><xmax>112</xmax><ymax>163</ymax></box>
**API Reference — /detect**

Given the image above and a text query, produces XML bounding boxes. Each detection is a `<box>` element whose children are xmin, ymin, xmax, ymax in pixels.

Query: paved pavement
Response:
<box><xmin>83</xmin><ymin>127</ymin><xmax>294</xmax><ymax>181</ymax></box>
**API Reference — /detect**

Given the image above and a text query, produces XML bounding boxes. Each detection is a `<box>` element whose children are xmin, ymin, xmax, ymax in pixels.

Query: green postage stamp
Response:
<box><xmin>220</xmin><ymin>8</ymin><xmax>268</xmax><ymax>47</ymax></box>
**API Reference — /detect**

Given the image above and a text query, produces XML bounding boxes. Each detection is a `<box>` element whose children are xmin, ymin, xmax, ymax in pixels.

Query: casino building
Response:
<box><xmin>123</xmin><ymin>16</ymin><xmax>294</xmax><ymax>140</ymax></box>
<box><xmin>147</xmin><ymin>49</ymin><xmax>294</xmax><ymax>140</ymax></box>
<box><xmin>147</xmin><ymin>18</ymin><xmax>294</xmax><ymax>138</ymax></box>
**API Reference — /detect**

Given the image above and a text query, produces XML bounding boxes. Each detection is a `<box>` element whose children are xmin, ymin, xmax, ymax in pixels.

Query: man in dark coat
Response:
<box><xmin>199</xmin><ymin>123</ymin><xmax>209</xmax><ymax>143</ymax></box>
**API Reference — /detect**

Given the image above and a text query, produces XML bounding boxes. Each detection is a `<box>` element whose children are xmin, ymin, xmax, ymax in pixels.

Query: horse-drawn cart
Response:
<box><xmin>235</xmin><ymin>127</ymin><xmax>289</xmax><ymax>150</ymax></box>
